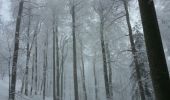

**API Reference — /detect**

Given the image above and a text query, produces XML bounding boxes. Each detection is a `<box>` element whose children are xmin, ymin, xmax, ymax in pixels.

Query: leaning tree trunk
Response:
<box><xmin>137</xmin><ymin>0</ymin><xmax>170</xmax><ymax>100</ymax></box>
<box><xmin>9</xmin><ymin>1</ymin><xmax>24</xmax><ymax>100</ymax></box>
<box><xmin>123</xmin><ymin>1</ymin><xmax>146</xmax><ymax>100</ymax></box>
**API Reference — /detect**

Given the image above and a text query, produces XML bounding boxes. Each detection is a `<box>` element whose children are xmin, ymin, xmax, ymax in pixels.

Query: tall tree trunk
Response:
<box><xmin>53</xmin><ymin>15</ymin><xmax>56</xmax><ymax>100</ymax></box>
<box><xmin>43</xmin><ymin>39</ymin><xmax>47</xmax><ymax>100</ymax></box>
<box><xmin>9</xmin><ymin>1</ymin><xmax>24</xmax><ymax>100</ymax></box>
<box><xmin>56</xmin><ymin>23</ymin><xmax>60</xmax><ymax>100</ymax></box>
<box><xmin>60</xmin><ymin>39</ymin><xmax>67</xmax><ymax>100</ymax></box>
<box><xmin>20</xmin><ymin>75</ymin><xmax>25</xmax><ymax>94</ymax></box>
<box><xmin>99</xmin><ymin>16</ymin><xmax>110</xmax><ymax>100</ymax></box>
<box><xmin>80</xmin><ymin>40</ymin><xmax>87</xmax><ymax>100</ymax></box>
<box><xmin>30</xmin><ymin>54</ymin><xmax>35</xmax><ymax>95</ymax></box>
<box><xmin>137</xmin><ymin>0</ymin><xmax>170</xmax><ymax>100</ymax></box>
<box><xmin>25</xmin><ymin>4</ymin><xmax>31</xmax><ymax>96</ymax></box>
<box><xmin>93</xmin><ymin>51</ymin><xmax>98</xmax><ymax>100</ymax></box>
<box><xmin>35</xmin><ymin>24</ymin><xmax>38</xmax><ymax>95</ymax></box>
<box><xmin>8</xmin><ymin>56</ymin><xmax>11</xmax><ymax>100</ymax></box>
<box><xmin>123</xmin><ymin>1</ymin><xmax>145</xmax><ymax>100</ymax></box>
<box><xmin>71</xmin><ymin>4</ymin><xmax>79</xmax><ymax>100</ymax></box>
<box><xmin>105</xmin><ymin>43</ymin><xmax>113</xmax><ymax>99</ymax></box>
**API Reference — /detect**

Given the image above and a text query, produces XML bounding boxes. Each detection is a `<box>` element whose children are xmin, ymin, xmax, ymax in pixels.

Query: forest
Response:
<box><xmin>0</xmin><ymin>0</ymin><xmax>170</xmax><ymax>100</ymax></box>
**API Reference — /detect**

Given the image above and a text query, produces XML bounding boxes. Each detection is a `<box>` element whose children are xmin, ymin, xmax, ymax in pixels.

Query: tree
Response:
<box><xmin>130</xmin><ymin>25</ymin><xmax>154</xmax><ymax>100</ymax></box>
<box><xmin>24</xmin><ymin>1</ymin><xmax>32</xmax><ymax>95</ymax></box>
<box><xmin>123</xmin><ymin>0</ymin><xmax>145</xmax><ymax>100</ymax></box>
<box><xmin>52</xmin><ymin>12</ymin><xmax>56</xmax><ymax>100</ymax></box>
<box><xmin>93</xmin><ymin>50</ymin><xmax>98</xmax><ymax>100</ymax></box>
<box><xmin>93</xmin><ymin>0</ymin><xmax>110</xmax><ymax>99</ymax></box>
<box><xmin>9</xmin><ymin>0</ymin><xmax>24</xmax><ymax>100</ymax></box>
<box><xmin>105</xmin><ymin>42</ymin><xmax>113</xmax><ymax>99</ymax></box>
<box><xmin>79</xmin><ymin>39</ymin><xmax>87</xmax><ymax>100</ymax></box>
<box><xmin>55</xmin><ymin>19</ymin><xmax>60</xmax><ymax>100</ymax></box>
<box><xmin>137</xmin><ymin>0</ymin><xmax>170</xmax><ymax>100</ymax></box>
<box><xmin>70</xmin><ymin>1</ymin><xmax>79</xmax><ymax>99</ymax></box>
<box><xmin>60</xmin><ymin>36</ymin><xmax>68</xmax><ymax>100</ymax></box>
<box><xmin>43</xmin><ymin>31</ymin><xmax>48</xmax><ymax>100</ymax></box>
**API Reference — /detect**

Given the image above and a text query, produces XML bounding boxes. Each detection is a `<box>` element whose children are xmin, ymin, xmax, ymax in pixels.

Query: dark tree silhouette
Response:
<box><xmin>138</xmin><ymin>0</ymin><xmax>170</xmax><ymax>100</ymax></box>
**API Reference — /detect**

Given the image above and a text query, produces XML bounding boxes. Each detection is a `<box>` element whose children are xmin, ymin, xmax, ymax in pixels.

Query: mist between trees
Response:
<box><xmin>0</xmin><ymin>0</ymin><xmax>170</xmax><ymax>100</ymax></box>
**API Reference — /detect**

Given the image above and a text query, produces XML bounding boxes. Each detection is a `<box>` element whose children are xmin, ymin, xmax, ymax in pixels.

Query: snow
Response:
<box><xmin>0</xmin><ymin>77</ymin><xmax>52</xmax><ymax>100</ymax></box>
<box><xmin>0</xmin><ymin>77</ymin><xmax>9</xmax><ymax>100</ymax></box>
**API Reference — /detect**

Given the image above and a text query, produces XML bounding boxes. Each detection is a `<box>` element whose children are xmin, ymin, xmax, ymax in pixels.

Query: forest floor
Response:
<box><xmin>0</xmin><ymin>77</ymin><xmax>52</xmax><ymax>100</ymax></box>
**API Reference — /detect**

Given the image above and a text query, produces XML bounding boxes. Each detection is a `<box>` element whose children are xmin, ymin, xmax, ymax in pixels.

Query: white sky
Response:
<box><xmin>0</xmin><ymin>0</ymin><xmax>11</xmax><ymax>22</ymax></box>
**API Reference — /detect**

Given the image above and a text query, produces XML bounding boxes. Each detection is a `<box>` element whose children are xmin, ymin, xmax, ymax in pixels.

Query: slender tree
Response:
<box><xmin>56</xmin><ymin>22</ymin><xmax>60</xmax><ymax>100</ymax></box>
<box><xmin>35</xmin><ymin>21</ymin><xmax>38</xmax><ymax>95</ymax></box>
<box><xmin>30</xmin><ymin>54</ymin><xmax>35</xmax><ymax>95</ymax></box>
<box><xmin>9</xmin><ymin>0</ymin><xmax>24</xmax><ymax>100</ymax></box>
<box><xmin>80</xmin><ymin>40</ymin><xmax>87</xmax><ymax>100</ymax></box>
<box><xmin>123</xmin><ymin>1</ymin><xmax>145</xmax><ymax>100</ymax></box>
<box><xmin>52</xmin><ymin>13</ymin><xmax>56</xmax><ymax>100</ymax></box>
<box><xmin>105</xmin><ymin>42</ymin><xmax>113</xmax><ymax>99</ymax></box>
<box><xmin>24</xmin><ymin>2</ymin><xmax>31</xmax><ymax>95</ymax></box>
<box><xmin>93</xmin><ymin>50</ymin><xmax>98</xmax><ymax>100</ymax></box>
<box><xmin>70</xmin><ymin>1</ymin><xmax>79</xmax><ymax>99</ymax></box>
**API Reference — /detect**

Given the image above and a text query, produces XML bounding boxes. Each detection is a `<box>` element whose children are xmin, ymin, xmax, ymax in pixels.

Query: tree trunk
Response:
<box><xmin>123</xmin><ymin>1</ymin><xmax>146</xmax><ymax>100</ymax></box>
<box><xmin>25</xmin><ymin>4</ymin><xmax>31</xmax><ymax>96</ymax></box>
<box><xmin>80</xmin><ymin>40</ymin><xmax>87</xmax><ymax>100</ymax></box>
<box><xmin>43</xmin><ymin>39</ymin><xmax>47</xmax><ymax>100</ymax></box>
<box><xmin>93</xmin><ymin>51</ymin><xmax>98</xmax><ymax>100</ymax></box>
<box><xmin>53</xmin><ymin>14</ymin><xmax>56</xmax><ymax>100</ymax></box>
<box><xmin>137</xmin><ymin>0</ymin><xmax>170</xmax><ymax>100</ymax></box>
<box><xmin>30</xmin><ymin>54</ymin><xmax>35</xmax><ymax>95</ymax></box>
<box><xmin>99</xmin><ymin>16</ymin><xmax>110</xmax><ymax>100</ymax></box>
<box><xmin>105</xmin><ymin>43</ymin><xmax>113</xmax><ymax>99</ymax></box>
<box><xmin>35</xmin><ymin>25</ymin><xmax>38</xmax><ymax>95</ymax></box>
<box><xmin>71</xmin><ymin>4</ymin><xmax>79</xmax><ymax>100</ymax></box>
<box><xmin>56</xmin><ymin>23</ymin><xmax>60</xmax><ymax>100</ymax></box>
<box><xmin>9</xmin><ymin>1</ymin><xmax>24</xmax><ymax>100</ymax></box>
<box><xmin>60</xmin><ymin>38</ymin><xmax>67</xmax><ymax>100</ymax></box>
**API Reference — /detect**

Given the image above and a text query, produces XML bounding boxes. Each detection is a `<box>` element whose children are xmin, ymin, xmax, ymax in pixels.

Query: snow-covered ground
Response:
<box><xmin>0</xmin><ymin>77</ymin><xmax>52</xmax><ymax>100</ymax></box>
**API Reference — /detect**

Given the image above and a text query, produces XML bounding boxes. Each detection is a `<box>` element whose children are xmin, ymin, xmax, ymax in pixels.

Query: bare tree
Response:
<box><xmin>9</xmin><ymin>0</ymin><xmax>24</xmax><ymax>100</ymax></box>
<box><xmin>69</xmin><ymin>0</ymin><xmax>79</xmax><ymax>100</ymax></box>
<box><xmin>123</xmin><ymin>0</ymin><xmax>145</xmax><ymax>100</ymax></box>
